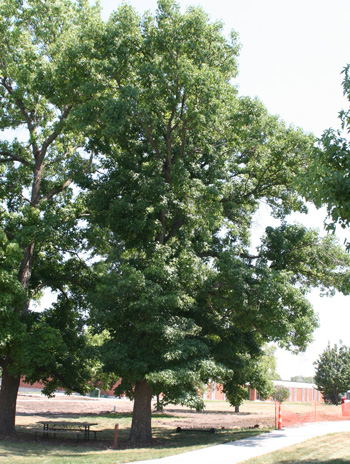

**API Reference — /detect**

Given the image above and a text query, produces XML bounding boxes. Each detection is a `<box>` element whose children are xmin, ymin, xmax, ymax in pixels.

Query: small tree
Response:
<box><xmin>314</xmin><ymin>343</ymin><xmax>350</xmax><ymax>405</ymax></box>
<box><xmin>272</xmin><ymin>385</ymin><xmax>290</xmax><ymax>403</ymax></box>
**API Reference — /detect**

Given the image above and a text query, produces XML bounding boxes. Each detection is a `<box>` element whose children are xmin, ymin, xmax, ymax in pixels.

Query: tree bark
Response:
<box><xmin>0</xmin><ymin>364</ymin><xmax>20</xmax><ymax>435</ymax></box>
<box><xmin>129</xmin><ymin>379</ymin><xmax>153</xmax><ymax>443</ymax></box>
<box><xmin>0</xmin><ymin>241</ymin><xmax>35</xmax><ymax>435</ymax></box>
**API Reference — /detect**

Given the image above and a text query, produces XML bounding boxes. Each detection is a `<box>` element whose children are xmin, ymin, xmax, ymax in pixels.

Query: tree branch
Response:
<box><xmin>40</xmin><ymin>105</ymin><xmax>73</xmax><ymax>161</ymax></box>
<box><xmin>137</xmin><ymin>117</ymin><xmax>161</xmax><ymax>160</ymax></box>
<box><xmin>164</xmin><ymin>218</ymin><xmax>183</xmax><ymax>243</ymax></box>
<box><xmin>1</xmin><ymin>77</ymin><xmax>40</xmax><ymax>156</ymax></box>
<box><xmin>0</xmin><ymin>151</ymin><xmax>34</xmax><ymax>169</ymax></box>
<box><xmin>41</xmin><ymin>153</ymin><xmax>93</xmax><ymax>202</ymax></box>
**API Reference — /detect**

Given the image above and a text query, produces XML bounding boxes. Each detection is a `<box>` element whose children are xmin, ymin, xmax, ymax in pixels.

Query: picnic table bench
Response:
<box><xmin>35</xmin><ymin>421</ymin><xmax>101</xmax><ymax>441</ymax></box>
<box><xmin>33</xmin><ymin>428</ymin><xmax>85</xmax><ymax>441</ymax></box>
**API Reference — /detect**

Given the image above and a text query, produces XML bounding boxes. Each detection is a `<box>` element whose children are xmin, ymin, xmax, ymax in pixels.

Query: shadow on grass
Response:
<box><xmin>3</xmin><ymin>426</ymin><xmax>270</xmax><ymax>455</ymax></box>
<box><xmin>116</xmin><ymin>427</ymin><xmax>270</xmax><ymax>450</ymax></box>
<box><xmin>0</xmin><ymin>436</ymin><xmax>95</xmax><ymax>459</ymax></box>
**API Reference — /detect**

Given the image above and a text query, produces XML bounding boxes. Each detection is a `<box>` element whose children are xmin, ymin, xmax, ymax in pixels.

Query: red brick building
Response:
<box><xmin>201</xmin><ymin>379</ymin><xmax>322</xmax><ymax>403</ymax></box>
<box><xmin>17</xmin><ymin>378</ymin><xmax>322</xmax><ymax>403</ymax></box>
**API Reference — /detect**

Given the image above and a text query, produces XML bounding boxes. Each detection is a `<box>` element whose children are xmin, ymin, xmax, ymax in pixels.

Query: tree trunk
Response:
<box><xmin>129</xmin><ymin>379</ymin><xmax>153</xmax><ymax>443</ymax></box>
<box><xmin>235</xmin><ymin>405</ymin><xmax>240</xmax><ymax>413</ymax></box>
<box><xmin>0</xmin><ymin>364</ymin><xmax>20</xmax><ymax>435</ymax></box>
<box><xmin>156</xmin><ymin>394</ymin><xmax>163</xmax><ymax>412</ymax></box>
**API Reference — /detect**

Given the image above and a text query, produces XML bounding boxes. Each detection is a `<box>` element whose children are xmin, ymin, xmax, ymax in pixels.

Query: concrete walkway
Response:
<box><xmin>127</xmin><ymin>421</ymin><xmax>350</xmax><ymax>464</ymax></box>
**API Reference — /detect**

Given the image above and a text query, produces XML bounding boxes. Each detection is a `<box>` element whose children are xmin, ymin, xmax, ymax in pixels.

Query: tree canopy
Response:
<box><xmin>1</xmin><ymin>0</ymin><xmax>350</xmax><ymax>444</ymax></box>
<box><xmin>0</xmin><ymin>0</ymin><xmax>102</xmax><ymax>433</ymax></box>
<box><xmin>80</xmin><ymin>0</ymin><xmax>350</xmax><ymax>443</ymax></box>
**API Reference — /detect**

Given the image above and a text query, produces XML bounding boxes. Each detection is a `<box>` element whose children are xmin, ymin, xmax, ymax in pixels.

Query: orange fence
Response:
<box><xmin>275</xmin><ymin>401</ymin><xmax>350</xmax><ymax>429</ymax></box>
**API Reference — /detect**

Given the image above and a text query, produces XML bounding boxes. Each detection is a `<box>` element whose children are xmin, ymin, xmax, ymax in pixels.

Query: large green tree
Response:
<box><xmin>0</xmin><ymin>0</ymin><xmax>101</xmax><ymax>434</ymax></box>
<box><xmin>314</xmin><ymin>343</ymin><xmax>350</xmax><ymax>405</ymax></box>
<box><xmin>83</xmin><ymin>0</ymin><xmax>350</xmax><ymax>443</ymax></box>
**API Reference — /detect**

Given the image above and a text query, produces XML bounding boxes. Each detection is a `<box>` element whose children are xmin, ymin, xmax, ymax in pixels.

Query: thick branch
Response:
<box><xmin>137</xmin><ymin>118</ymin><xmax>161</xmax><ymax>160</ymax></box>
<box><xmin>4</xmin><ymin>230</ymin><xmax>14</xmax><ymax>241</ymax></box>
<box><xmin>156</xmin><ymin>209</ymin><xmax>167</xmax><ymax>244</ymax></box>
<box><xmin>179</xmin><ymin>122</ymin><xmax>187</xmax><ymax>159</ymax></box>
<box><xmin>0</xmin><ymin>151</ymin><xmax>34</xmax><ymax>169</ymax></box>
<box><xmin>1</xmin><ymin>78</ymin><xmax>40</xmax><ymax>156</ymax></box>
<box><xmin>40</xmin><ymin>105</ymin><xmax>72</xmax><ymax>161</ymax></box>
<box><xmin>41</xmin><ymin>153</ymin><xmax>93</xmax><ymax>202</ymax></box>
<box><xmin>164</xmin><ymin>218</ymin><xmax>183</xmax><ymax>243</ymax></box>
<box><xmin>41</xmin><ymin>178</ymin><xmax>73</xmax><ymax>202</ymax></box>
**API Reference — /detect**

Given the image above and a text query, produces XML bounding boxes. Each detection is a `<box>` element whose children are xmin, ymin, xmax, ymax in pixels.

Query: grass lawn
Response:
<box><xmin>0</xmin><ymin>413</ymin><xmax>270</xmax><ymax>464</ymax></box>
<box><xmin>5</xmin><ymin>398</ymin><xmax>345</xmax><ymax>463</ymax></box>
<box><xmin>242</xmin><ymin>432</ymin><xmax>350</xmax><ymax>464</ymax></box>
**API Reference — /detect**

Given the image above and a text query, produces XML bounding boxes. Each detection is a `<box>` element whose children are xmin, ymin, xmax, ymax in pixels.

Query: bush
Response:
<box><xmin>271</xmin><ymin>385</ymin><xmax>290</xmax><ymax>403</ymax></box>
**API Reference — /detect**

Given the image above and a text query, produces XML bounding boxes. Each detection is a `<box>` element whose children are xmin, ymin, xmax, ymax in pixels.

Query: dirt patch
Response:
<box><xmin>16</xmin><ymin>393</ymin><xmax>275</xmax><ymax>430</ymax></box>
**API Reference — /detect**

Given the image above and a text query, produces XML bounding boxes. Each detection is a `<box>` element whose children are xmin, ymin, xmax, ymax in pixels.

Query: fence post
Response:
<box><xmin>113</xmin><ymin>423</ymin><xmax>119</xmax><ymax>449</ymax></box>
<box><xmin>278</xmin><ymin>402</ymin><xmax>282</xmax><ymax>430</ymax></box>
<box><xmin>275</xmin><ymin>401</ymin><xmax>277</xmax><ymax>429</ymax></box>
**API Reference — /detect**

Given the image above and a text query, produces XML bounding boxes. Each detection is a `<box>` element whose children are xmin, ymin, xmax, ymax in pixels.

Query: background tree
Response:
<box><xmin>0</xmin><ymin>0</ymin><xmax>102</xmax><ymax>434</ymax></box>
<box><xmin>290</xmin><ymin>376</ymin><xmax>313</xmax><ymax>383</ymax></box>
<box><xmin>271</xmin><ymin>385</ymin><xmax>290</xmax><ymax>403</ymax></box>
<box><xmin>83</xmin><ymin>0</ymin><xmax>350</xmax><ymax>443</ymax></box>
<box><xmin>314</xmin><ymin>343</ymin><xmax>350</xmax><ymax>405</ymax></box>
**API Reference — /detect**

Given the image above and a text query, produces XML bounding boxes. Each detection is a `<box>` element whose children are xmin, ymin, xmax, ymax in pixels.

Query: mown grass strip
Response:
<box><xmin>242</xmin><ymin>432</ymin><xmax>350</xmax><ymax>463</ymax></box>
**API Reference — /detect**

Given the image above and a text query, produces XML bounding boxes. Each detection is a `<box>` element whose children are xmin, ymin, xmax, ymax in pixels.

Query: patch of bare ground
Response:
<box><xmin>16</xmin><ymin>393</ymin><xmax>275</xmax><ymax>430</ymax></box>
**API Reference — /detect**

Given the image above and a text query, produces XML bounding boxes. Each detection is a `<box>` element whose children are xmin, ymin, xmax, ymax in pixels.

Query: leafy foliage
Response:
<box><xmin>271</xmin><ymin>385</ymin><xmax>290</xmax><ymax>403</ymax></box>
<box><xmin>314</xmin><ymin>343</ymin><xmax>350</xmax><ymax>405</ymax></box>
<box><xmin>302</xmin><ymin>63</ymin><xmax>350</xmax><ymax>241</ymax></box>
<box><xmin>0</xmin><ymin>0</ymin><xmax>102</xmax><ymax>432</ymax></box>
<box><xmin>290</xmin><ymin>376</ymin><xmax>313</xmax><ymax>383</ymax></box>
<box><xmin>222</xmin><ymin>346</ymin><xmax>278</xmax><ymax>409</ymax></box>
<box><xmin>1</xmin><ymin>0</ymin><xmax>350</xmax><ymax>443</ymax></box>
<box><xmin>81</xmin><ymin>0</ymin><xmax>350</xmax><ymax>442</ymax></box>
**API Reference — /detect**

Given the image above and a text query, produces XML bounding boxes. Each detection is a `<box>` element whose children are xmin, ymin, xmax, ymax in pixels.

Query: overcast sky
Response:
<box><xmin>94</xmin><ymin>0</ymin><xmax>350</xmax><ymax>379</ymax></box>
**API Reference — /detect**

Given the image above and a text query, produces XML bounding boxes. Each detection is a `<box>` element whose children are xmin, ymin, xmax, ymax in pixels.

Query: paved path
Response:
<box><xmin>127</xmin><ymin>421</ymin><xmax>350</xmax><ymax>464</ymax></box>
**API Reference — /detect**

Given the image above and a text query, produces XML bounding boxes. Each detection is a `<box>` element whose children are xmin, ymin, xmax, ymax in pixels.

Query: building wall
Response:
<box><xmin>18</xmin><ymin>377</ymin><xmax>323</xmax><ymax>403</ymax></box>
<box><xmin>247</xmin><ymin>380</ymin><xmax>323</xmax><ymax>403</ymax></box>
<box><xmin>205</xmin><ymin>379</ymin><xmax>323</xmax><ymax>403</ymax></box>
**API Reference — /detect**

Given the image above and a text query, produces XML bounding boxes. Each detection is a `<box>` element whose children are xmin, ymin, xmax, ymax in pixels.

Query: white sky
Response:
<box><xmin>95</xmin><ymin>0</ymin><xmax>350</xmax><ymax>380</ymax></box>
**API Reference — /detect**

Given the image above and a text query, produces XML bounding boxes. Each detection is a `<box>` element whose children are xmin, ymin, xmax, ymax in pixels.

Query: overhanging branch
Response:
<box><xmin>41</xmin><ymin>153</ymin><xmax>93</xmax><ymax>202</ymax></box>
<box><xmin>0</xmin><ymin>151</ymin><xmax>34</xmax><ymax>169</ymax></box>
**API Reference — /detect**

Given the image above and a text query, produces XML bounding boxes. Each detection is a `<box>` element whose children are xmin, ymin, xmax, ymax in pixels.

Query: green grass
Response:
<box><xmin>241</xmin><ymin>432</ymin><xmax>350</xmax><ymax>464</ymax></box>
<box><xmin>0</xmin><ymin>413</ymin><xmax>270</xmax><ymax>464</ymax></box>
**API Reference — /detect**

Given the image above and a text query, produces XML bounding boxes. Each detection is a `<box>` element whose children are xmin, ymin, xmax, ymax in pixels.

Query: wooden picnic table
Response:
<box><xmin>37</xmin><ymin>421</ymin><xmax>98</xmax><ymax>441</ymax></box>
